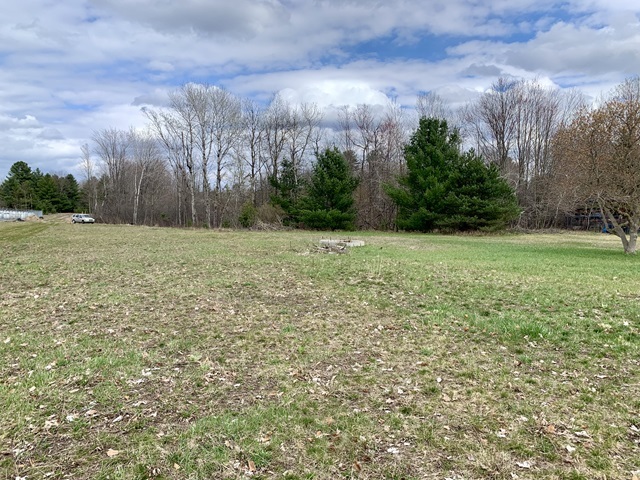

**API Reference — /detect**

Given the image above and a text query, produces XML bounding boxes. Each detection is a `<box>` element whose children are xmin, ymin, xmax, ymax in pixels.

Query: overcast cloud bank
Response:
<box><xmin>1</xmin><ymin>0</ymin><xmax>638</xmax><ymax>179</ymax></box>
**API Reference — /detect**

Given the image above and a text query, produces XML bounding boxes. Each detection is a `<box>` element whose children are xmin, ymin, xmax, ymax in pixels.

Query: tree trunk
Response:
<box><xmin>601</xmin><ymin>202</ymin><xmax>638</xmax><ymax>254</ymax></box>
<box><xmin>132</xmin><ymin>165</ymin><xmax>146</xmax><ymax>225</ymax></box>
<box><xmin>626</xmin><ymin>232</ymin><xmax>637</xmax><ymax>254</ymax></box>
<box><xmin>203</xmin><ymin>169</ymin><xmax>211</xmax><ymax>228</ymax></box>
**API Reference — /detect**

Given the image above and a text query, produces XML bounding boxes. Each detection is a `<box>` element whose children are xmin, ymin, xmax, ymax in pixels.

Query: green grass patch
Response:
<box><xmin>0</xmin><ymin>221</ymin><xmax>49</xmax><ymax>247</ymax></box>
<box><xmin>1</xmin><ymin>221</ymin><xmax>639</xmax><ymax>479</ymax></box>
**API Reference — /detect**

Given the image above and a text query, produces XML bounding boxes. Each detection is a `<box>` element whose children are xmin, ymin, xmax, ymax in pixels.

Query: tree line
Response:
<box><xmin>78</xmin><ymin>79</ymin><xmax>564</xmax><ymax>229</ymax></box>
<box><xmin>0</xmin><ymin>161</ymin><xmax>80</xmax><ymax>213</ymax></box>
<box><xmin>3</xmin><ymin>76</ymin><xmax>639</xmax><ymax>252</ymax></box>
<box><xmin>80</xmin><ymin>82</ymin><xmax>519</xmax><ymax>232</ymax></box>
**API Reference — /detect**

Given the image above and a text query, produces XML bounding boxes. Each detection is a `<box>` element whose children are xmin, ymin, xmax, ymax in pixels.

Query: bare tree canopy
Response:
<box><xmin>463</xmin><ymin>78</ymin><xmax>584</xmax><ymax>228</ymax></box>
<box><xmin>416</xmin><ymin>91</ymin><xmax>459</xmax><ymax>129</ymax></box>
<box><xmin>553</xmin><ymin>77</ymin><xmax>640</xmax><ymax>253</ymax></box>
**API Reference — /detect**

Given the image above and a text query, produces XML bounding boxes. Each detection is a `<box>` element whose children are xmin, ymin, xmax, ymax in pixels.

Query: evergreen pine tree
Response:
<box><xmin>386</xmin><ymin>118</ymin><xmax>519</xmax><ymax>232</ymax></box>
<box><xmin>0</xmin><ymin>161</ymin><xmax>36</xmax><ymax>209</ymax></box>
<box><xmin>298</xmin><ymin>148</ymin><xmax>359</xmax><ymax>230</ymax></box>
<box><xmin>270</xmin><ymin>157</ymin><xmax>302</xmax><ymax>224</ymax></box>
<box><xmin>35</xmin><ymin>174</ymin><xmax>59</xmax><ymax>213</ymax></box>
<box><xmin>60</xmin><ymin>174</ymin><xmax>80</xmax><ymax>212</ymax></box>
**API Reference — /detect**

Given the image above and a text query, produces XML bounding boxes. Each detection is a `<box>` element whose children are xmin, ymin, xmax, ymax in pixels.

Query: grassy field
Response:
<box><xmin>1</xmin><ymin>219</ymin><xmax>639</xmax><ymax>480</ymax></box>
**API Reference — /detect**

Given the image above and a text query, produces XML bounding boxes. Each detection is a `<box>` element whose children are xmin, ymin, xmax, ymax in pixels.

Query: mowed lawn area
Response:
<box><xmin>1</xmin><ymin>220</ymin><xmax>639</xmax><ymax>480</ymax></box>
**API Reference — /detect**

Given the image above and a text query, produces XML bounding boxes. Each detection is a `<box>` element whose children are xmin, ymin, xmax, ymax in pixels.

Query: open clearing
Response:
<box><xmin>1</xmin><ymin>220</ymin><xmax>639</xmax><ymax>479</ymax></box>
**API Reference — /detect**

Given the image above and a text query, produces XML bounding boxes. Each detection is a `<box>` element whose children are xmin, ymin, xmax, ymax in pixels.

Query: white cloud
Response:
<box><xmin>88</xmin><ymin>0</ymin><xmax>290</xmax><ymax>38</ymax></box>
<box><xmin>505</xmin><ymin>19</ymin><xmax>640</xmax><ymax>77</ymax></box>
<box><xmin>147</xmin><ymin>61</ymin><xmax>175</xmax><ymax>72</ymax></box>
<box><xmin>277</xmin><ymin>81</ymin><xmax>391</xmax><ymax>109</ymax></box>
<box><xmin>0</xmin><ymin>114</ymin><xmax>41</xmax><ymax>130</ymax></box>
<box><xmin>132</xmin><ymin>88</ymin><xmax>171</xmax><ymax>108</ymax></box>
<box><xmin>1</xmin><ymin>0</ymin><xmax>640</xmax><ymax>179</ymax></box>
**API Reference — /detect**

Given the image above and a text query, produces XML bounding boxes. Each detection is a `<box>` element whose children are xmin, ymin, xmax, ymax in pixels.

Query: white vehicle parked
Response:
<box><xmin>72</xmin><ymin>213</ymin><xmax>95</xmax><ymax>224</ymax></box>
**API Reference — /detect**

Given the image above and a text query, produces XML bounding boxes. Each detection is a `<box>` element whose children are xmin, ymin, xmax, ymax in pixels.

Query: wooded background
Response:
<box><xmin>3</xmin><ymin>77</ymin><xmax>639</xmax><ymax>249</ymax></box>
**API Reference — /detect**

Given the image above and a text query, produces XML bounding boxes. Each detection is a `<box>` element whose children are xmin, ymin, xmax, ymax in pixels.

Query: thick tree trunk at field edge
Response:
<box><xmin>601</xmin><ymin>203</ymin><xmax>638</xmax><ymax>254</ymax></box>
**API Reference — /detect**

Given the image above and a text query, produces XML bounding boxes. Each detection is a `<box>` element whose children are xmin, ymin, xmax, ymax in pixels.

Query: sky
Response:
<box><xmin>1</xmin><ymin>0</ymin><xmax>639</xmax><ymax>181</ymax></box>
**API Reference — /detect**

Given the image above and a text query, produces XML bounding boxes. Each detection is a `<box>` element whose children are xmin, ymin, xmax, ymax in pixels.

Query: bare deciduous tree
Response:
<box><xmin>337</xmin><ymin>102</ymin><xmax>406</xmax><ymax>229</ymax></box>
<box><xmin>553</xmin><ymin>77</ymin><xmax>640</xmax><ymax>253</ymax></box>
<box><xmin>239</xmin><ymin>98</ymin><xmax>266</xmax><ymax>205</ymax></box>
<box><xmin>128</xmin><ymin>129</ymin><xmax>162</xmax><ymax>225</ymax></box>
<box><xmin>145</xmin><ymin>91</ymin><xmax>199</xmax><ymax>227</ymax></box>
<box><xmin>92</xmin><ymin>128</ymin><xmax>130</xmax><ymax>222</ymax></box>
<box><xmin>263</xmin><ymin>94</ymin><xmax>292</xmax><ymax>193</ymax></box>
<box><xmin>463</xmin><ymin>77</ymin><xmax>519</xmax><ymax>175</ymax></box>
<box><xmin>209</xmin><ymin>87</ymin><xmax>242</xmax><ymax>227</ymax></box>
<box><xmin>416</xmin><ymin>91</ymin><xmax>459</xmax><ymax>129</ymax></box>
<box><xmin>285</xmin><ymin>102</ymin><xmax>323</xmax><ymax>203</ymax></box>
<box><xmin>80</xmin><ymin>143</ymin><xmax>98</xmax><ymax>214</ymax></box>
<box><xmin>464</xmin><ymin>78</ymin><xmax>583</xmax><ymax>227</ymax></box>
<box><xmin>167</xmin><ymin>87</ymin><xmax>200</xmax><ymax>226</ymax></box>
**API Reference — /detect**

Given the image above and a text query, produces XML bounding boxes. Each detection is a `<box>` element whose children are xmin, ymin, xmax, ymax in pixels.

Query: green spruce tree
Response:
<box><xmin>386</xmin><ymin>118</ymin><xmax>520</xmax><ymax>232</ymax></box>
<box><xmin>60</xmin><ymin>174</ymin><xmax>80</xmax><ymax>212</ymax></box>
<box><xmin>298</xmin><ymin>148</ymin><xmax>359</xmax><ymax>230</ymax></box>
<box><xmin>0</xmin><ymin>161</ymin><xmax>36</xmax><ymax>209</ymax></box>
<box><xmin>270</xmin><ymin>157</ymin><xmax>302</xmax><ymax>225</ymax></box>
<box><xmin>35</xmin><ymin>174</ymin><xmax>59</xmax><ymax>213</ymax></box>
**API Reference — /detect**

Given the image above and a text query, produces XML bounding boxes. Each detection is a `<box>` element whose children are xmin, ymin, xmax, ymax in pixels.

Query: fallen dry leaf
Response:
<box><xmin>43</xmin><ymin>419</ymin><xmax>59</xmax><ymax>430</ymax></box>
<box><xmin>106</xmin><ymin>449</ymin><xmax>120</xmax><ymax>458</ymax></box>
<box><xmin>247</xmin><ymin>460</ymin><xmax>256</xmax><ymax>472</ymax></box>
